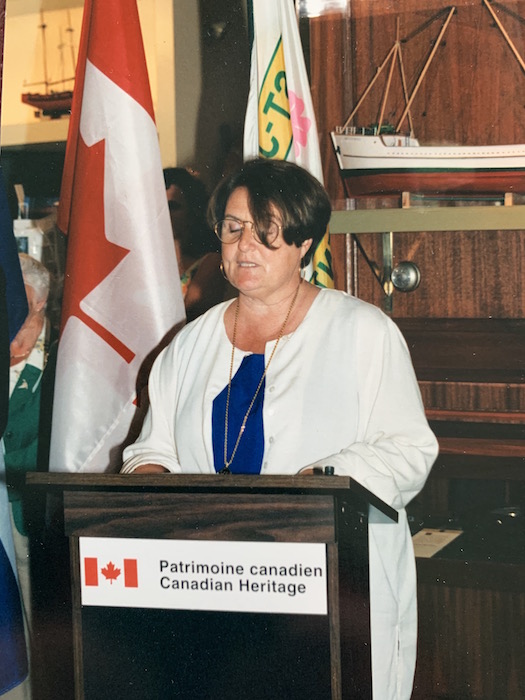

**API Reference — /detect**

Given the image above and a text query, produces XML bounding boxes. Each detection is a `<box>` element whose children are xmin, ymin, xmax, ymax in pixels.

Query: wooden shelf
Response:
<box><xmin>438</xmin><ymin>436</ymin><xmax>525</xmax><ymax>459</ymax></box>
<box><xmin>430</xmin><ymin>454</ymin><xmax>525</xmax><ymax>480</ymax></box>
<box><xmin>426</xmin><ymin>409</ymin><xmax>525</xmax><ymax>425</ymax></box>
<box><xmin>329</xmin><ymin>203</ymin><xmax>525</xmax><ymax>233</ymax></box>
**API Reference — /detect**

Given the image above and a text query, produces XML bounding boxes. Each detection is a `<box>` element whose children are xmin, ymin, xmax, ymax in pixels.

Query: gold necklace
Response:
<box><xmin>221</xmin><ymin>279</ymin><xmax>303</xmax><ymax>474</ymax></box>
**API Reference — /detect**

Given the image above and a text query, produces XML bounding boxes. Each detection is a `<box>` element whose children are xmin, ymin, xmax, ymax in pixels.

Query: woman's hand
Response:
<box><xmin>297</xmin><ymin>466</ymin><xmax>327</xmax><ymax>476</ymax></box>
<box><xmin>130</xmin><ymin>464</ymin><xmax>169</xmax><ymax>474</ymax></box>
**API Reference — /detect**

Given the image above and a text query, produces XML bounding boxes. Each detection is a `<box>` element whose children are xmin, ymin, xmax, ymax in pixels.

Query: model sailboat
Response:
<box><xmin>21</xmin><ymin>11</ymin><xmax>76</xmax><ymax>118</ymax></box>
<box><xmin>331</xmin><ymin>1</ymin><xmax>525</xmax><ymax>197</ymax></box>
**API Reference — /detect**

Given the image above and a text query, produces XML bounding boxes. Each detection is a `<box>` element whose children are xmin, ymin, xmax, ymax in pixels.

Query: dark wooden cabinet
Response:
<box><xmin>413</xmin><ymin>558</ymin><xmax>525</xmax><ymax>699</ymax></box>
<box><xmin>312</xmin><ymin>2</ymin><xmax>525</xmax><ymax>695</ymax></box>
<box><xmin>327</xmin><ymin>200</ymin><xmax>525</xmax><ymax>698</ymax></box>
<box><xmin>402</xmin><ymin>319</ymin><xmax>525</xmax><ymax>700</ymax></box>
<box><xmin>412</xmin><ymin>440</ymin><xmax>525</xmax><ymax>700</ymax></box>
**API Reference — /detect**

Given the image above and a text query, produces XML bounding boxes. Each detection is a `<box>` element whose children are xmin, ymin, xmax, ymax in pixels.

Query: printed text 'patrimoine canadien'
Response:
<box><xmin>79</xmin><ymin>537</ymin><xmax>328</xmax><ymax>615</ymax></box>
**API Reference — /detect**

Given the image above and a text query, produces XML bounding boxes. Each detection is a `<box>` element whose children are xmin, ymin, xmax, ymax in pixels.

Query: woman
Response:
<box><xmin>4</xmin><ymin>253</ymin><xmax>54</xmax><ymax>700</ymax></box>
<box><xmin>163</xmin><ymin>167</ymin><xmax>230</xmax><ymax>321</ymax></box>
<box><xmin>122</xmin><ymin>158</ymin><xmax>438</xmax><ymax>699</ymax></box>
<box><xmin>6</xmin><ymin>253</ymin><xmax>52</xmax><ymax>533</ymax></box>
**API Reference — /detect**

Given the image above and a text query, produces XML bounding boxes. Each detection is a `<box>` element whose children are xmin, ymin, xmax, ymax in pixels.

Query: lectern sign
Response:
<box><xmin>79</xmin><ymin>537</ymin><xmax>328</xmax><ymax>615</ymax></box>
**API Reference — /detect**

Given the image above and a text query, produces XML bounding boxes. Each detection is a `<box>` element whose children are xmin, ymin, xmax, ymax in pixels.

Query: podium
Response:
<box><xmin>28</xmin><ymin>473</ymin><xmax>397</xmax><ymax>700</ymax></box>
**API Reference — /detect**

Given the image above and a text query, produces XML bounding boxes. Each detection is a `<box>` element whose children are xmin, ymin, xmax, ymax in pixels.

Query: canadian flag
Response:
<box><xmin>84</xmin><ymin>557</ymin><xmax>138</xmax><ymax>588</ymax></box>
<box><xmin>50</xmin><ymin>0</ymin><xmax>185</xmax><ymax>472</ymax></box>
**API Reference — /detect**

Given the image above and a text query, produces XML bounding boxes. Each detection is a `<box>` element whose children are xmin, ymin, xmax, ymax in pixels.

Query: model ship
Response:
<box><xmin>331</xmin><ymin>2</ymin><xmax>525</xmax><ymax>197</ymax></box>
<box><xmin>21</xmin><ymin>11</ymin><xmax>76</xmax><ymax>118</ymax></box>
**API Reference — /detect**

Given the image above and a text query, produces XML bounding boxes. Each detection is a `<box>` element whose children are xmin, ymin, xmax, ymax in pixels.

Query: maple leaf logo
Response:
<box><xmin>101</xmin><ymin>561</ymin><xmax>121</xmax><ymax>584</ymax></box>
<box><xmin>60</xmin><ymin>137</ymin><xmax>134</xmax><ymax>363</ymax></box>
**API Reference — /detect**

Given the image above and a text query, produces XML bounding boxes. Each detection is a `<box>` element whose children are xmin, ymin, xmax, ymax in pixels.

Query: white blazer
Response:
<box><xmin>122</xmin><ymin>289</ymin><xmax>438</xmax><ymax>699</ymax></box>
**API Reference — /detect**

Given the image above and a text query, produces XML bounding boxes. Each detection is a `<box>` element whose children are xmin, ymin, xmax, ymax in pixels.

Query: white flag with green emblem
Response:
<box><xmin>244</xmin><ymin>0</ymin><xmax>334</xmax><ymax>288</ymax></box>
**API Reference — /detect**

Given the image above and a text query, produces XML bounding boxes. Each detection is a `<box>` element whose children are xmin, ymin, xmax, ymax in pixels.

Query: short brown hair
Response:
<box><xmin>208</xmin><ymin>158</ymin><xmax>331</xmax><ymax>266</ymax></box>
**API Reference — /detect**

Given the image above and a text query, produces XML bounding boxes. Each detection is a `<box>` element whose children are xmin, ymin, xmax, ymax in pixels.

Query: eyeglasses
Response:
<box><xmin>213</xmin><ymin>217</ymin><xmax>281</xmax><ymax>245</ymax></box>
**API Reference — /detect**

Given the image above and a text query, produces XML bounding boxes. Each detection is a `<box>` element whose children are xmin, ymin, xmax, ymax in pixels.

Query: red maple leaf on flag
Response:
<box><xmin>101</xmin><ymin>561</ymin><xmax>121</xmax><ymax>584</ymax></box>
<box><xmin>60</xmin><ymin>137</ymin><xmax>134</xmax><ymax>363</ymax></box>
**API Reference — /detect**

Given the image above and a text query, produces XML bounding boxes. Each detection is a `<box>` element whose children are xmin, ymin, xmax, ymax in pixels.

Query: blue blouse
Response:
<box><xmin>212</xmin><ymin>354</ymin><xmax>265</xmax><ymax>474</ymax></box>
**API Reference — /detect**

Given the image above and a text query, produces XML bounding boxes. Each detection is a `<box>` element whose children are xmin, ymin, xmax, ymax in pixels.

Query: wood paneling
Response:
<box><xmin>309</xmin><ymin>14</ymin><xmax>351</xmax><ymax>203</ymax></box>
<box><xmin>398</xmin><ymin>318</ymin><xmax>525</xmax><ymax>410</ymax></box>
<box><xmin>309</xmin><ymin>6</ymin><xmax>525</xmax><ymax>699</ymax></box>
<box><xmin>309</xmin><ymin>13</ymin><xmax>353</xmax><ymax>289</ymax></box>
<box><xmin>346</xmin><ymin>1</ymin><xmax>525</xmax><ymax>148</ymax></box>
<box><xmin>414</xmin><ymin>582</ymin><xmax>525</xmax><ymax>699</ymax></box>
<box><xmin>419</xmin><ymin>380</ymin><xmax>525</xmax><ymax>411</ymax></box>
<box><xmin>350</xmin><ymin>230</ymin><xmax>525</xmax><ymax>318</ymax></box>
<box><xmin>309</xmin><ymin>2</ymin><xmax>525</xmax><ymax>319</ymax></box>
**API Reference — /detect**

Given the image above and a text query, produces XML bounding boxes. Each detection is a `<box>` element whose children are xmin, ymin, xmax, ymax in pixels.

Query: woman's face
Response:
<box><xmin>221</xmin><ymin>187</ymin><xmax>312</xmax><ymax>302</ymax></box>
